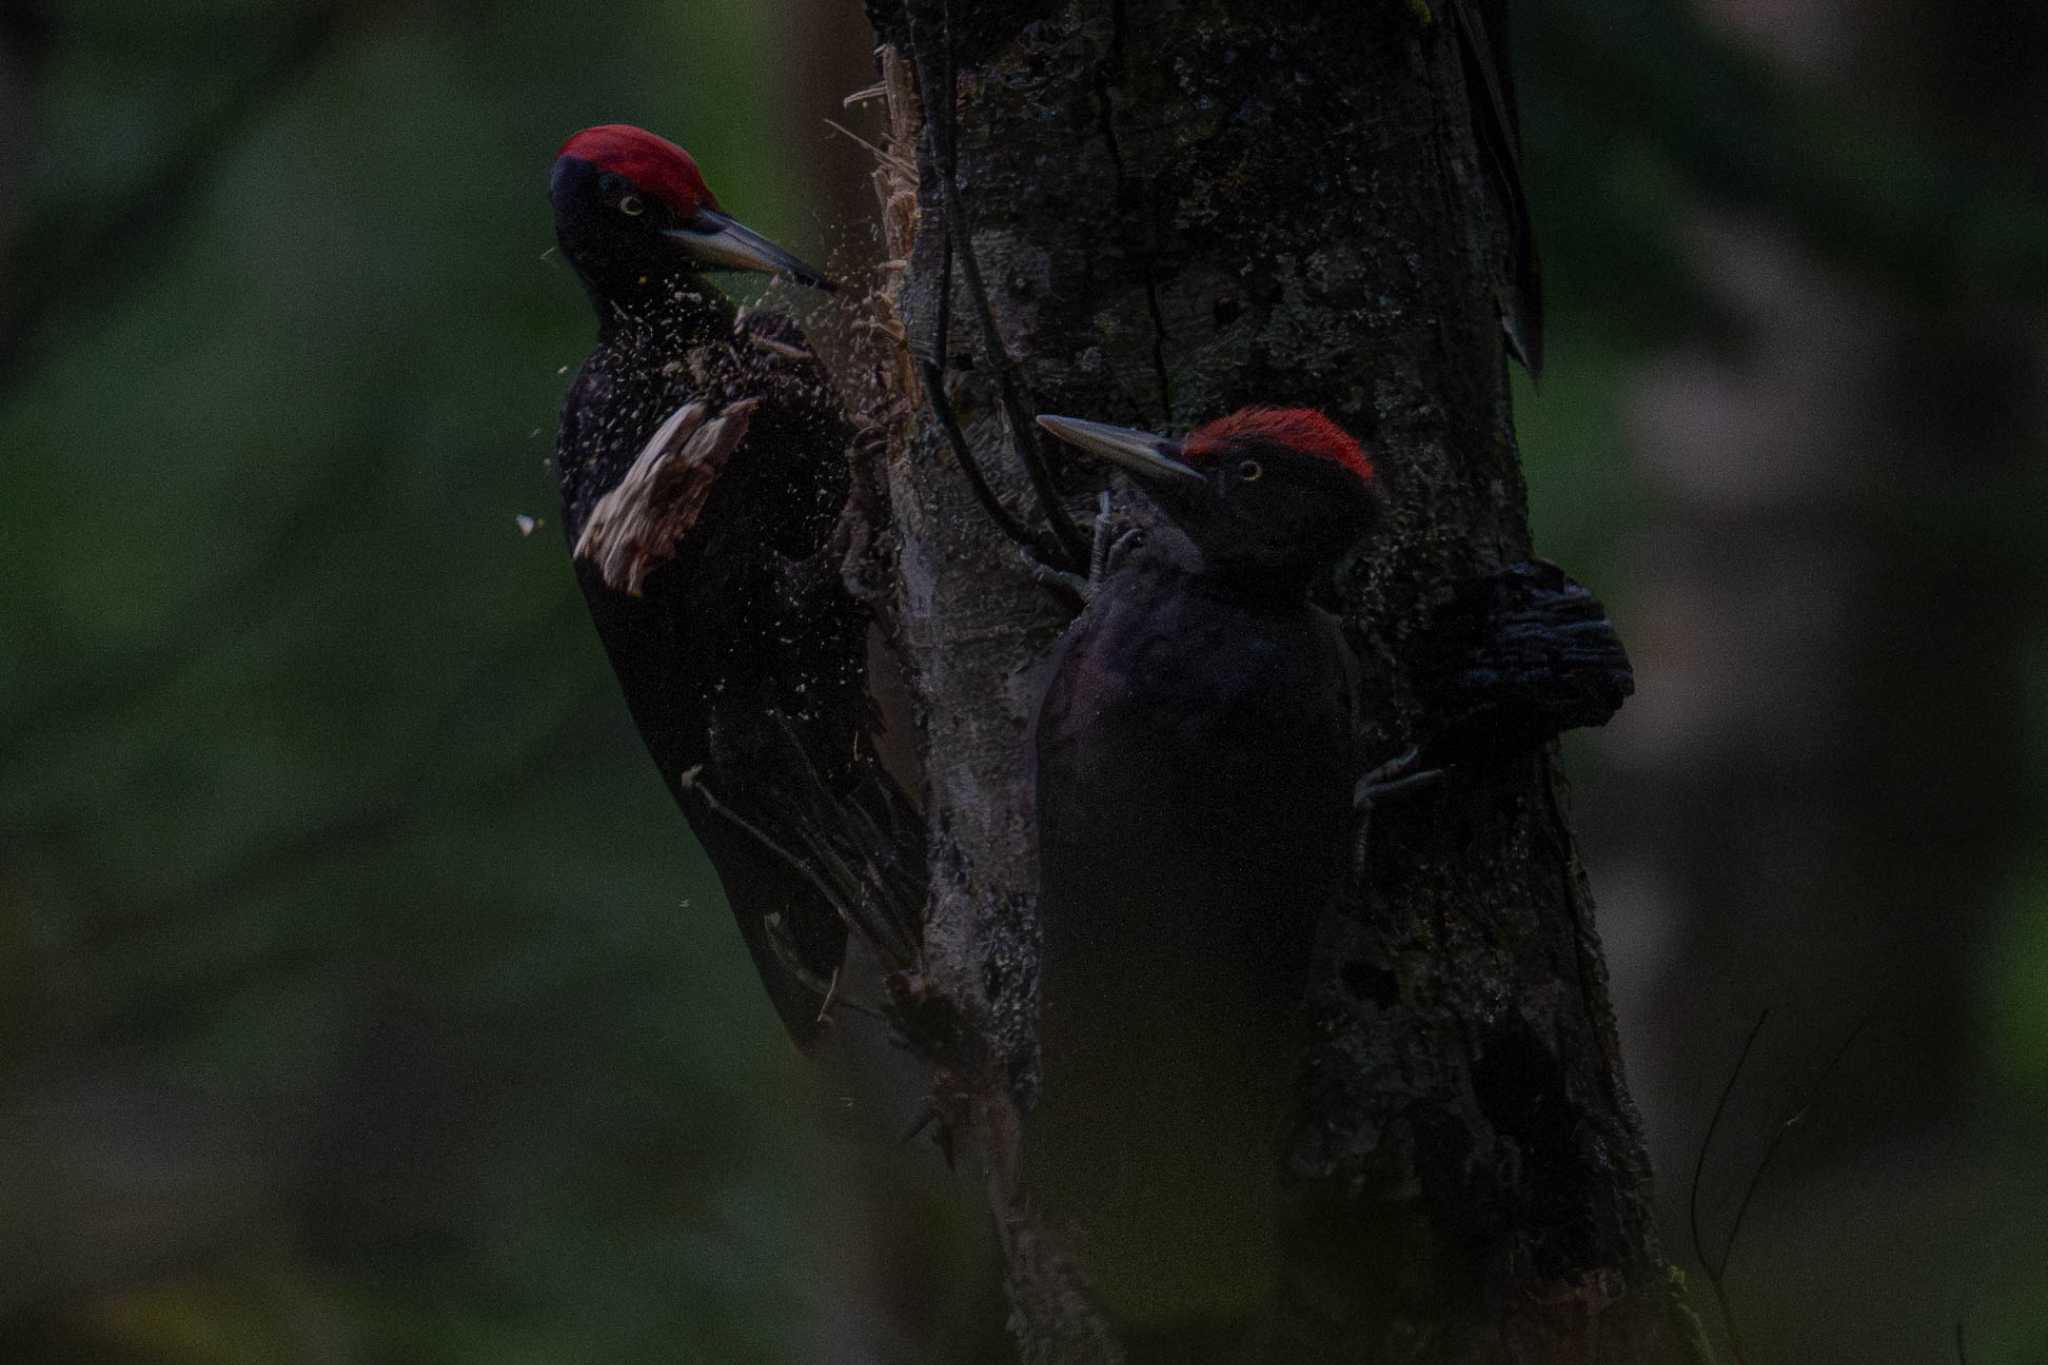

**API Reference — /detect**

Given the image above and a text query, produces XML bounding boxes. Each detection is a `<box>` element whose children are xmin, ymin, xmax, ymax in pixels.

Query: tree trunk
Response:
<box><xmin>856</xmin><ymin>3</ymin><xmax>1704</xmax><ymax>1359</ymax></box>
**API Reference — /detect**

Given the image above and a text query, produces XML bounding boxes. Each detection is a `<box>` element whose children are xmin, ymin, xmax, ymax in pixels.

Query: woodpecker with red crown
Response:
<box><xmin>1021</xmin><ymin>405</ymin><xmax>1630</xmax><ymax>1343</ymax></box>
<box><xmin>549</xmin><ymin>124</ymin><xmax>913</xmax><ymax>1047</ymax></box>
<box><xmin>1023</xmin><ymin>406</ymin><xmax>1387</xmax><ymax>1338</ymax></box>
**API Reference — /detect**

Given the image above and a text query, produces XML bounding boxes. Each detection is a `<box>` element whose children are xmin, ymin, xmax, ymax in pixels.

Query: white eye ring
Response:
<box><xmin>1238</xmin><ymin>459</ymin><xmax>1263</xmax><ymax>482</ymax></box>
<box><xmin>619</xmin><ymin>194</ymin><xmax>646</xmax><ymax>216</ymax></box>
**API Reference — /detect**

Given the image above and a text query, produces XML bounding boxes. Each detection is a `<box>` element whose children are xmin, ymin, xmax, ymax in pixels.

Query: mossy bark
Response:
<box><xmin>859</xmin><ymin>2</ymin><xmax>1699</xmax><ymax>1359</ymax></box>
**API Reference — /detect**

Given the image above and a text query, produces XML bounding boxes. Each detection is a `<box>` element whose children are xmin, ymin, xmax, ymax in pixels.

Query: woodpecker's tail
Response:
<box><xmin>696</xmin><ymin>712</ymin><xmax>926</xmax><ymax>976</ymax></box>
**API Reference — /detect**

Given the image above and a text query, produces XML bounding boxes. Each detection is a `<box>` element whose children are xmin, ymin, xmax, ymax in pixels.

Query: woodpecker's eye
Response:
<box><xmin>619</xmin><ymin>194</ymin><xmax>646</xmax><ymax>217</ymax></box>
<box><xmin>1237</xmin><ymin>459</ymin><xmax>1263</xmax><ymax>482</ymax></box>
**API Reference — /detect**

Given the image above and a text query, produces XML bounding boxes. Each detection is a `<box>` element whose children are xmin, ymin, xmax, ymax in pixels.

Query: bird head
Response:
<box><xmin>1036</xmin><ymin>407</ymin><xmax>1384</xmax><ymax>583</ymax></box>
<box><xmin>550</xmin><ymin>124</ymin><xmax>835</xmax><ymax>302</ymax></box>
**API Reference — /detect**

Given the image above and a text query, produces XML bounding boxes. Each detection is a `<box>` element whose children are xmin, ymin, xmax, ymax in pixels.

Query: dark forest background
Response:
<box><xmin>1</xmin><ymin>1</ymin><xmax>2042</xmax><ymax>1361</ymax></box>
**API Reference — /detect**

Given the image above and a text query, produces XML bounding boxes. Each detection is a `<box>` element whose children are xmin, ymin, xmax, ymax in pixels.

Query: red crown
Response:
<box><xmin>556</xmin><ymin>124</ymin><xmax>717</xmax><ymax>219</ymax></box>
<box><xmin>1184</xmin><ymin>407</ymin><xmax>1374</xmax><ymax>485</ymax></box>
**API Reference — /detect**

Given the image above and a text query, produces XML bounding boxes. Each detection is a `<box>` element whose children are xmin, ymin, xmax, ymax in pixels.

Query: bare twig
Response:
<box><xmin>1721</xmin><ymin>1015</ymin><xmax>1871</xmax><ymax>1282</ymax></box>
<box><xmin>1691</xmin><ymin>1015</ymin><xmax>1768</xmax><ymax>1268</ymax></box>
<box><xmin>1689</xmin><ymin>1008</ymin><xmax>1871</xmax><ymax>1365</ymax></box>
<box><xmin>1689</xmin><ymin>1009</ymin><xmax>1767</xmax><ymax>1365</ymax></box>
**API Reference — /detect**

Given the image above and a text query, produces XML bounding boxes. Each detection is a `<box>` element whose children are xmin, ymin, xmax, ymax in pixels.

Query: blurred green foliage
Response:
<box><xmin>1</xmin><ymin>2</ymin><xmax>891</xmax><ymax>1360</ymax></box>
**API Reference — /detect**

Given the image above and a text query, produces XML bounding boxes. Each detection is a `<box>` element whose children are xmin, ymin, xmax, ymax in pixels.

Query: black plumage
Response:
<box><xmin>549</xmin><ymin>124</ymin><xmax>910</xmax><ymax>1046</ymax></box>
<box><xmin>1025</xmin><ymin>408</ymin><xmax>1384</xmax><ymax>1330</ymax></box>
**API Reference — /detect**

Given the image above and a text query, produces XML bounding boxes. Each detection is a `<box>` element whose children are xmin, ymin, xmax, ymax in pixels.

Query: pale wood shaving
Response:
<box><xmin>572</xmin><ymin>398</ymin><xmax>762</xmax><ymax>595</ymax></box>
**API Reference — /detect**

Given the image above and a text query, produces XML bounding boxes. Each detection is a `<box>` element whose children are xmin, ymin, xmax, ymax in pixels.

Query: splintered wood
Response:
<box><xmin>834</xmin><ymin>46</ymin><xmax>925</xmax><ymax>614</ymax></box>
<box><xmin>572</xmin><ymin>398</ymin><xmax>760</xmax><ymax>595</ymax></box>
<box><xmin>856</xmin><ymin>45</ymin><xmax>921</xmax><ymax>424</ymax></box>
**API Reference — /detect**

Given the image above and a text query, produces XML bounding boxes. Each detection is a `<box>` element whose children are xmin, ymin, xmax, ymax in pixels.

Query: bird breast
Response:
<box><xmin>1035</xmin><ymin>574</ymin><xmax>1356</xmax><ymax>911</ymax></box>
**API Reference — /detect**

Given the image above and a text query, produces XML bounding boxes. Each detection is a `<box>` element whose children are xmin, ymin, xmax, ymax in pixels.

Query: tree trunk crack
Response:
<box><xmin>1093</xmin><ymin>0</ymin><xmax>1174</xmax><ymax>424</ymax></box>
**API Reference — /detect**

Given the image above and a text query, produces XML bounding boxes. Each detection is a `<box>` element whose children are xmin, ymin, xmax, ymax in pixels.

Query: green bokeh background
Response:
<box><xmin>3</xmin><ymin>1</ymin><xmax>2043</xmax><ymax>1361</ymax></box>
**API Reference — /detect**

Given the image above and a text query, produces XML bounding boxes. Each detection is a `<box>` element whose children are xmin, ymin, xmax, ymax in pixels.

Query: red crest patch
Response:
<box><xmin>1184</xmin><ymin>407</ymin><xmax>1375</xmax><ymax>485</ymax></box>
<box><xmin>556</xmin><ymin>124</ymin><xmax>718</xmax><ymax>219</ymax></box>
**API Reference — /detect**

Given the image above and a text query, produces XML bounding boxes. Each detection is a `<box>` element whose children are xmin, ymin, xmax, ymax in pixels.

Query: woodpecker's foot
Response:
<box><xmin>1088</xmin><ymin>492</ymin><xmax>1147</xmax><ymax>580</ymax></box>
<box><xmin>1353</xmin><ymin>747</ymin><xmax>1444</xmax><ymax>873</ymax></box>
<box><xmin>1025</xmin><ymin>492</ymin><xmax>1144</xmax><ymax>609</ymax></box>
<box><xmin>1354</xmin><ymin>746</ymin><xmax>1444</xmax><ymax>813</ymax></box>
<box><xmin>1023</xmin><ymin>554</ymin><xmax>1088</xmax><ymax>610</ymax></box>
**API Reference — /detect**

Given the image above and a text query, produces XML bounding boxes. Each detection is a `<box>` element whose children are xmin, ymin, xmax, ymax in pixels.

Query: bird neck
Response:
<box><xmin>1189</xmin><ymin>549</ymin><xmax>1323</xmax><ymax>606</ymax></box>
<box><xmin>1121</xmin><ymin>524</ymin><xmax>1318</xmax><ymax>607</ymax></box>
<box><xmin>582</xmin><ymin>264</ymin><xmax>739</xmax><ymax>350</ymax></box>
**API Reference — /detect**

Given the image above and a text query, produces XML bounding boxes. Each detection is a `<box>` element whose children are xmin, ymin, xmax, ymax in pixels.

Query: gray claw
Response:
<box><xmin>1023</xmin><ymin>548</ymin><xmax>1090</xmax><ymax>608</ymax></box>
<box><xmin>1354</xmin><ymin>746</ymin><xmax>1441</xmax><ymax>809</ymax></box>
<box><xmin>1027</xmin><ymin>492</ymin><xmax>1142</xmax><ymax>610</ymax></box>
<box><xmin>1351</xmin><ymin>753</ymin><xmax>1449</xmax><ymax>879</ymax></box>
<box><xmin>1352</xmin><ymin>748</ymin><xmax>1444</xmax><ymax>873</ymax></box>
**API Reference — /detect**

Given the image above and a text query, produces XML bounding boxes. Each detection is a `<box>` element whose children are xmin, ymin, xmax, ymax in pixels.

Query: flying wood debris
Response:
<box><xmin>572</xmin><ymin>399</ymin><xmax>759</xmax><ymax>595</ymax></box>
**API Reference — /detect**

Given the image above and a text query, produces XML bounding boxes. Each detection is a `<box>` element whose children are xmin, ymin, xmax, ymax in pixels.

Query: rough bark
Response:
<box><xmin>856</xmin><ymin>2</ymin><xmax>1703</xmax><ymax>1359</ymax></box>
